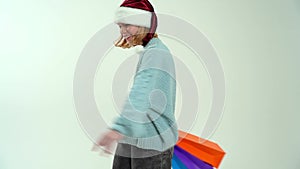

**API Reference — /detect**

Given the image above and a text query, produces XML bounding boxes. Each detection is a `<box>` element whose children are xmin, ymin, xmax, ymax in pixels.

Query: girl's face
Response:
<box><xmin>117</xmin><ymin>23</ymin><xmax>139</xmax><ymax>44</ymax></box>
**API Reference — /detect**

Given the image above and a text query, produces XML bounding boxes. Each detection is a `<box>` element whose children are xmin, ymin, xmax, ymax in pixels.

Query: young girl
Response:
<box><xmin>96</xmin><ymin>0</ymin><xmax>178</xmax><ymax>168</ymax></box>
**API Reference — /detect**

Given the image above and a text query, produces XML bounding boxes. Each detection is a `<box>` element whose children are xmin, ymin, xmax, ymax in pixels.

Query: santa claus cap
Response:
<box><xmin>115</xmin><ymin>0</ymin><xmax>157</xmax><ymax>46</ymax></box>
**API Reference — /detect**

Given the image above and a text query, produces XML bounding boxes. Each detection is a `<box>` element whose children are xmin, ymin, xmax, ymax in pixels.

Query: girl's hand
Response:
<box><xmin>92</xmin><ymin>130</ymin><xmax>123</xmax><ymax>154</ymax></box>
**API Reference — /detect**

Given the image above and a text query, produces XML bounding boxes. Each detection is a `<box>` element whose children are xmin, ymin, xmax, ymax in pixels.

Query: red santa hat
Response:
<box><xmin>114</xmin><ymin>0</ymin><xmax>157</xmax><ymax>46</ymax></box>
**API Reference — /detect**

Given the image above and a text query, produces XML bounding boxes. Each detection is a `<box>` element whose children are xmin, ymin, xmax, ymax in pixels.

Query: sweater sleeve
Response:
<box><xmin>111</xmin><ymin>48</ymin><xmax>176</xmax><ymax>138</ymax></box>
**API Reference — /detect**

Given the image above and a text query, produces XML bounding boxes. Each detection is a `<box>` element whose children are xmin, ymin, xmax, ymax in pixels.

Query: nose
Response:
<box><xmin>120</xmin><ymin>26</ymin><xmax>127</xmax><ymax>34</ymax></box>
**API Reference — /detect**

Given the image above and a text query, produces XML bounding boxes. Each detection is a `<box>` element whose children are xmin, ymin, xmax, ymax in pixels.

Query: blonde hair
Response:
<box><xmin>114</xmin><ymin>26</ymin><xmax>158</xmax><ymax>48</ymax></box>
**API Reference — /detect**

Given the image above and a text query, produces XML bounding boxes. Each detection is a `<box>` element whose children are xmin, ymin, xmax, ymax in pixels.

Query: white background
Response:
<box><xmin>1</xmin><ymin>0</ymin><xmax>300</xmax><ymax>168</ymax></box>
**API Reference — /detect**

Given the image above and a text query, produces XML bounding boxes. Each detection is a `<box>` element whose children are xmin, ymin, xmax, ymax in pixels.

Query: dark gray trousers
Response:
<box><xmin>112</xmin><ymin>143</ymin><xmax>174</xmax><ymax>169</ymax></box>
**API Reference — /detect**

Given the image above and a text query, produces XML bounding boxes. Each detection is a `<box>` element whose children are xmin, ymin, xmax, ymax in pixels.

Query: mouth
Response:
<box><xmin>123</xmin><ymin>35</ymin><xmax>132</xmax><ymax>41</ymax></box>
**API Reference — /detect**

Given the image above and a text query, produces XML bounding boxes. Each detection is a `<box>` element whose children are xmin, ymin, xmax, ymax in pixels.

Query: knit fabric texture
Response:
<box><xmin>111</xmin><ymin>38</ymin><xmax>178</xmax><ymax>151</ymax></box>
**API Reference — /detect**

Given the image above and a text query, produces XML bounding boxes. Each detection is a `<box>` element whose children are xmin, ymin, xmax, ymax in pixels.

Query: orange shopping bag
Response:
<box><xmin>176</xmin><ymin>130</ymin><xmax>226</xmax><ymax>168</ymax></box>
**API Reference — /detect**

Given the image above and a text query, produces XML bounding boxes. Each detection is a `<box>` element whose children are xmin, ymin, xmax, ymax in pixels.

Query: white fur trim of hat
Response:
<box><xmin>114</xmin><ymin>7</ymin><xmax>152</xmax><ymax>28</ymax></box>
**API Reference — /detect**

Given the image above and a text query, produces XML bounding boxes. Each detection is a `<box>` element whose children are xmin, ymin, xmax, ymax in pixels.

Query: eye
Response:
<box><xmin>117</xmin><ymin>23</ymin><xmax>124</xmax><ymax>28</ymax></box>
<box><xmin>124</xmin><ymin>24</ymin><xmax>132</xmax><ymax>28</ymax></box>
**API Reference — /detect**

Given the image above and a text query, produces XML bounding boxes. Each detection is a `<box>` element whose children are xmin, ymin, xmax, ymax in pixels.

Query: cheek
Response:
<box><xmin>128</xmin><ymin>27</ymin><xmax>139</xmax><ymax>35</ymax></box>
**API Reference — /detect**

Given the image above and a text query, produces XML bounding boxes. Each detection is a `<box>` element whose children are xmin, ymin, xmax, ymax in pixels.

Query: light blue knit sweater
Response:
<box><xmin>111</xmin><ymin>38</ymin><xmax>178</xmax><ymax>151</ymax></box>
